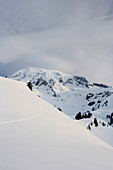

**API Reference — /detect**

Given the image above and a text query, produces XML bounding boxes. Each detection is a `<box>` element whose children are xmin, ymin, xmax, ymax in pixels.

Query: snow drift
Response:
<box><xmin>0</xmin><ymin>76</ymin><xmax>113</xmax><ymax>170</ymax></box>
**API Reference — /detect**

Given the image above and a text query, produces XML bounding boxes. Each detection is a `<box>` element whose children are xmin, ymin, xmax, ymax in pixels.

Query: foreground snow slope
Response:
<box><xmin>0</xmin><ymin>77</ymin><xmax>113</xmax><ymax>170</ymax></box>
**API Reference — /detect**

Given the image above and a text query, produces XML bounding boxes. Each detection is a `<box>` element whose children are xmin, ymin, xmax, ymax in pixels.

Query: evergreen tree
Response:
<box><xmin>109</xmin><ymin>113</ymin><xmax>113</xmax><ymax>125</ymax></box>
<box><xmin>27</xmin><ymin>81</ymin><xmax>33</xmax><ymax>91</ymax></box>
<box><xmin>94</xmin><ymin>118</ymin><xmax>98</xmax><ymax>127</ymax></box>
<box><xmin>75</xmin><ymin>112</ymin><xmax>82</xmax><ymax>120</ymax></box>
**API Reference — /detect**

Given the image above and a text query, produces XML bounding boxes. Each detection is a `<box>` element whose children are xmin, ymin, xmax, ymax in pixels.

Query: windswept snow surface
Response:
<box><xmin>0</xmin><ymin>77</ymin><xmax>113</xmax><ymax>170</ymax></box>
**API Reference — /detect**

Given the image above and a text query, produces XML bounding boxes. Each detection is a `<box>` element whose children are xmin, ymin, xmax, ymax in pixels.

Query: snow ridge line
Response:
<box><xmin>0</xmin><ymin>109</ymin><xmax>53</xmax><ymax>125</ymax></box>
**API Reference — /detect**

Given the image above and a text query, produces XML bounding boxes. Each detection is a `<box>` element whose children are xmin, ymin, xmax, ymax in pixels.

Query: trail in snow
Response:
<box><xmin>0</xmin><ymin>109</ymin><xmax>53</xmax><ymax>125</ymax></box>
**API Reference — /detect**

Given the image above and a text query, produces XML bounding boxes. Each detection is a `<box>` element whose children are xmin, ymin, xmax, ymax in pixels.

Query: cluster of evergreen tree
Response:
<box><xmin>87</xmin><ymin>118</ymin><xmax>98</xmax><ymax>130</ymax></box>
<box><xmin>75</xmin><ymin>111</ymin><xmax>92</xmax><ymax>120</ymax></box>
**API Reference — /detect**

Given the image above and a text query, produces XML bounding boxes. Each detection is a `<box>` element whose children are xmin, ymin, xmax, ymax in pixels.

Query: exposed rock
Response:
<box><xmin>93</xmin><ymin>83</ymin><xmax>109</xmax><ymax>88</ymax></box>
<box><xmin>88</xmin><ymin>101</ymin><xmax>95</xmax><ymax>106</ymax></box>
<box><xmin>86</xmin><ymin>93</ymin><xmax>94</xmax><ymax>100</ymax></box>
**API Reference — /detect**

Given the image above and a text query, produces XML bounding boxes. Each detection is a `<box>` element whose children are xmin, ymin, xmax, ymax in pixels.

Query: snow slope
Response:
<box><xmin>0</xmin><ymin>76</ymin><xmax>113</xmax><ymax>170</ymax></box>
<box><xmin>9</xmin><ymin>67</ymin><xmax>113</xmax><ymax>146</ymax></box>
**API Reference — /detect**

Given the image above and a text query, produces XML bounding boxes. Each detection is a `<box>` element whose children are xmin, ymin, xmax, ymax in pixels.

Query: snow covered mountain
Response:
<box><xmin>9</xmin><ymin>67</ymin><xmax>113</xmax><ymax>146</ymax></box>
<box><xmin>0</xmin><ymin>76</ymin><xmax>113</xmax><ymax>170</ymax></box>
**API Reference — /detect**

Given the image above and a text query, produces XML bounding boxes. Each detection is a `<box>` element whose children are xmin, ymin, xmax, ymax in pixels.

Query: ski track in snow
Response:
<box><xmin>0</xmin><ymin>109</ymin><xmax>53</xmax><ymax>125</ymax></box>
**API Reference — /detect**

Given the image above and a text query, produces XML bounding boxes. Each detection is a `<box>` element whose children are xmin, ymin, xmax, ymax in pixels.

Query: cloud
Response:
<box><xmin>0</xmin><ymin>0</ymin><xmax>113</xmax><ymax>35</ymax></box>
<box><xmin>0</xmin><ymin>0</ymin><xmax>113</xmax><ymax>86</ymax></box>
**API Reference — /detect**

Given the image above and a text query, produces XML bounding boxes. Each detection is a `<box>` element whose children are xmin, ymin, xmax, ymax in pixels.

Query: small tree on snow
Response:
<box><xmin>27</xmin><ymin>81</ymin><xmax>33</xmax><ymax>91</ymax></box>
<box><xmin>75</xmin><ymin>112</ymin><xmax>82</xmax><ymax>120</ymax></box>
<box><xmin>94</xmin><ymin>118</ymin><xmax>98</xmax><ymax>127</ymax></box>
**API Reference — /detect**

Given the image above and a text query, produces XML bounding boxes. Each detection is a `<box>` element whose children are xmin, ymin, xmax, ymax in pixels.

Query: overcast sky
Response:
<box><xmin>0</xmin><ymin>0</ymin><xmax>113</xmax><ymax>86</ymax></box>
